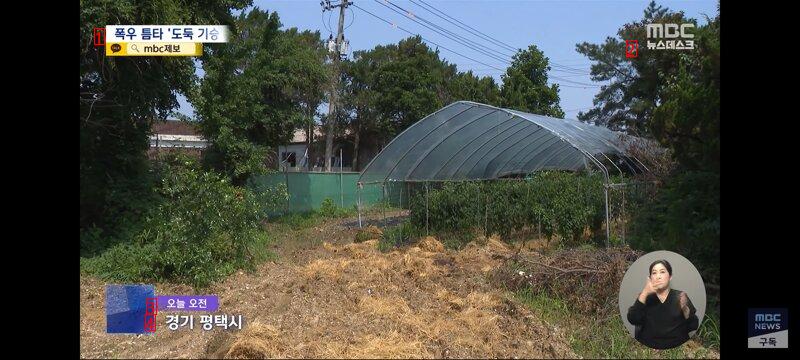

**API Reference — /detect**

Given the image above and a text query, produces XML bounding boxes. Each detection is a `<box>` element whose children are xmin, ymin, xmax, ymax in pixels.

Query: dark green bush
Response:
<box><xmin>319</xmin><ymin>198</ymin><xmax>338</xmax><ymax>218</ymax></box>
<box><xmin>408</xmin><ymin>171</ymin><xmax>608</xmax><ymax>245</ymax></box>
<box><xmin>628</xmin><ymin>170</ymin><xmax>720</xmax><ymax>286</ymax></box>
<box><xmin>82</xmin><ymin>158</ymin><xmax>268</xmax><ymax>288</ymax></box>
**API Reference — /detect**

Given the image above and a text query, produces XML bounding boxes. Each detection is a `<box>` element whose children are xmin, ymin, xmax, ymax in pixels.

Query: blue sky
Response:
<box><xmin>176</xmin><ymin>0</ymin><xmax>717</xmax><ymax>120</ymax></box>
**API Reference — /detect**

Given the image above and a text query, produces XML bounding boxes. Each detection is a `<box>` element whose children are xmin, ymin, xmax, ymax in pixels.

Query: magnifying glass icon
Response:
<box><xmin>131</xmin><ymin>44</ymin><xmax>140</xmax><ymax>52</ymax></box>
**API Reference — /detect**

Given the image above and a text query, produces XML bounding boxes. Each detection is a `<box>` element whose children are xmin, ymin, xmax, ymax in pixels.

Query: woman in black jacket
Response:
<box><xmin>627</xmin><ymin>259</ymin><xmax>699</xmax><ymax>349</ymax></box>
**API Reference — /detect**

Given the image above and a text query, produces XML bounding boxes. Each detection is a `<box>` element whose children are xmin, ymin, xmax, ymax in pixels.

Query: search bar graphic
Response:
<box><xmin>106</xmin><ymin>42</ymin><xmax>203</xmax><ymax>57</ymax></box>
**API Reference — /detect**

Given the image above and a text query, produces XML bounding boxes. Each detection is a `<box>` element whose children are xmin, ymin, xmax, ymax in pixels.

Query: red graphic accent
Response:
<box><xmin>625</xmin><ymin>40</ymin><xmax>638</xmax><ymax>58</ymax></box>
<box><xmin>93</xmin><ymin>28</ymin><xmax>106</xmax><ymax>47</ymax></box>
<box><xmin>144</xmin><ymin>297</ymin><xmax>158</xmax><ymax>333</ymax></box>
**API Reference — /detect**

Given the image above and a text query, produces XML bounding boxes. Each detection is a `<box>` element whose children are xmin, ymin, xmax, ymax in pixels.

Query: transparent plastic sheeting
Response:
<box><xmin>359</xmin><ymin>101</ymin><xmax>641</xmax><ymax>184</ymax></box>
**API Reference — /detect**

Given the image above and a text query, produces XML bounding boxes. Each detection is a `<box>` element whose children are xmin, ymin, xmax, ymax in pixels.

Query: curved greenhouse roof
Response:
<box><xmin>359</xmin><ymin>101</ymin><xmax>645</xmax><ymax>184</ymax></box>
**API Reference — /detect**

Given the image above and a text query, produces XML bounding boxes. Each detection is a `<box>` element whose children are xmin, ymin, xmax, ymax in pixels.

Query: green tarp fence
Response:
<box><xmin>248</xmin><ymin>172</ymin><xmax>407</xmax><ymax>215</ymax></box>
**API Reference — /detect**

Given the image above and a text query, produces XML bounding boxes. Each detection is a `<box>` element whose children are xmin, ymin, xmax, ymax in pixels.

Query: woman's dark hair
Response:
<box><xmin>649</xmin><ymin>259</ymin><xmax>672</xmax><ymax>276</ymax></box>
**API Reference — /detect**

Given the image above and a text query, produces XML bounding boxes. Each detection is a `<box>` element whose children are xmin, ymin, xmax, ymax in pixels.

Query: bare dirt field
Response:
<box><xmin>80</xmin><ymin>213</ymin><xmax>576</xmax><ymax>359</ymax></box>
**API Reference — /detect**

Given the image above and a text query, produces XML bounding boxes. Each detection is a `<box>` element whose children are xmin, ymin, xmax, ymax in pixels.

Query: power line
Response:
<box><xmin>375</xmin><ymin>0</ymin><xmax>511</xmax><ymax>65</ymax></box>
<box><xmin>356</xmin><ymin>3</ymin><xmax>603</xmax><ymax>88</ymax></box>
<box><xmin>551</xmin><ymin>62</ymin><xmax>592</xmax><ymax>74</ymax></box>
<box><xmin>352</xmin><ymin>3</ymin><xmax>505</xmax><ymax>71</ymax></box>
<box><xmin>551</xmin><ymin>82</ymin><xmax>604</xmax><ymax>89</ymax></box>
<box><xmin>345</xmin><ymin>7</ymin><xmax>356</xmax><ymax>30</ymax></box>
<box><xmin>552</xmin><ymin>73</ymin><xmax>593</xmax><ymax>78</ymax></box>
<box><xmin>378</xmin><ymin>0</ymin><xmax>595</xmax><ymax>82</ymax></box>
<box><xmin>548</xmin><ymin>74</ymin><xmax>604</xmax><ymax>87</ymax></box>
<box><xmin>411</xmin><ymin>0</ymin><xmax>593</xmax><ymax>75</ymax></box>
<box><xmin>322</xmin><ymin>11</ymin><xmax>332</xmax><ymax>33</ymax></box>
<box><xmin>563</xmin><ymin>106</ymin><xmax>595</xmax><ymax>112</ymax></box>
<box><xmin>414</xmin><ymin>0</ymin><xmax>518</xmax><ymax>53</ymax></box>
<box><xmin>404</xmin><ymin>0</ymin><xmax>518</xmax><ymax>59</ymax></box>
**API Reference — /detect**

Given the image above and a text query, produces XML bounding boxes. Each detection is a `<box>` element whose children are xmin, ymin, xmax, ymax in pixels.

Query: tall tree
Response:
<box><xmin>80</xmin><ymin>0</ymin><xmax>250</xmax><ymax>235</ymax></box>
<box><xmin>341</xmin><ymin>57</ymin><xmax>378</xmax><ymax>172</ymax></box>
<box><xmin>369</xmin><ymin>36</ymin><xmax>457</xmax><ymax>136</ymax></box>
<box><xmin>340</xmin><ymin>36</ymin><xmax>458</xmax><ymax>170</ymax></box>
<box><xmin>499</xmin><ymin>44</ymin><xmax>564</xmax><ymax>118</ymax></box>
<box><xmin>616</xmin><ymin>2</ymin><xmax>720</xmax><ymax>288</ymax></box>
<box><xmin>575</xmin><ymin>1</ymin><xmax>693</xmax><ymax>134</ymax></box>
<box><xmin>284</xmin><ymin>28</ymin><xmax>329</xmax><ymax>170</ymax></box>
<box><xmin>651</xmin><ymin>11</ymin><xmax>719</xmax><ymax>173</ymax></box>
<box><xmin>194</xmin><ymin>8</ymin><xmax>328</xmax><ymax>184</ymax></box>
<box><xmin>447</xmin><ymin>71</ymin><xmax>501</xmax><ymax>107</ymax></box>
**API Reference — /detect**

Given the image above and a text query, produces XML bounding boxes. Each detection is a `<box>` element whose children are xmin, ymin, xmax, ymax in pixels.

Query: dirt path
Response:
<box><xmin>80</xmin><ymin>213</ymin><xmax>576</xmax><ymax>359</ymax></box>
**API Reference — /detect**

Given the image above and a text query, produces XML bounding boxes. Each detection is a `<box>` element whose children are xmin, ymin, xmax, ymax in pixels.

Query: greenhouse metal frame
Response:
<box><xmin>355</xmin><ymin>101</ymin><xmax>651</xmax><ymax>244</ymax></box>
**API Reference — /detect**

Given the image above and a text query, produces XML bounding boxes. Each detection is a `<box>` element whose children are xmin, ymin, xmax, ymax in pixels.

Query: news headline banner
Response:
<box><xmin>105</xmin><ymin>42</ymin><xmax>203</xmax><ymax>56</ymax></box>
<box><xmin>105</xmin><ymin>25</ymin><xmax>229</xmax><ymax>43</ymax></box>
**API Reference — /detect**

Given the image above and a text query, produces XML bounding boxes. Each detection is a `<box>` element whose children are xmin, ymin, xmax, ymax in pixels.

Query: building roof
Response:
<box><xmin>290</xmin><ymin>127</ymin><xmax>359</xmax><ymax>144</ymax></box>
<box><xmin>152</xmin><ymin>120</ymin><xmax>200</xmax><ymax>136</ymax></box>
<box><xmin>290</xmin><ymin>128</ymin><xmax>320</xmax><ymax>144</ymax></box>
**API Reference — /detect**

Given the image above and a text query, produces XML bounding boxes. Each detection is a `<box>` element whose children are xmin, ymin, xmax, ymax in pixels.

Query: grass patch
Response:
<box><xmin>355</xmin><ymin>230</ymin><xmax>373</xmax><ymax>243</ymax></box>
<box><xmin>270</xmin><ymin>198</ymin><xmax>357</xmax><ymax>230</ymax></box>
<box><xmin>514</xmin><ymin>288</ymin><xmax>715</xmax><ymax>358</ymax></box>
<box><xmin>248</xmin><ymin>231</ymin><xmax>278</xmax><ymax>263</ymax></box>
<box><xmin>272</xmin><ymin>211</ymin><xmax>326</xmax><ymax>230</ymax></box>
<box><xmin>364</xmin><ymin>199</ymin><xmax>402</xmax><ymax>213</ymax></box>
<box><xmin>378</xmin><ymin>221</ymin><xmax>423</xmax><ymax>252</ymax></box>
<box><xmin>696</xmin><ymin>309</ymin><xmax>720</xmax><ymax>350</ymax></box>
<box><xmin>435</xmin><ymin>230</ymin><xmax>479</xmax><ymax>250</ymax></box>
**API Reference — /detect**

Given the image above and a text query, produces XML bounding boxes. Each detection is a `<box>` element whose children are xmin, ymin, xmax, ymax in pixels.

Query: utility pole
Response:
<box><xmin>321</xmin><ymin>0</ymin><xmax>351</xmax><ymax>172</ymax></box>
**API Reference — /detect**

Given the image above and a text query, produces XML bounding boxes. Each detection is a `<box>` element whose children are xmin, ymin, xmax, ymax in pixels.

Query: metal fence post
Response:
<box><xmin>284</xmin><ymin>165</ymin><xmax>290</xmax><ymax>214</ymax></box>
<box><xmin>381</xmin><ymin>181</ymin><xmax>387</xmax><ymax>228</ymax></box>
<box><xmin>340</xmin><ymin>148</ymin><xmax>344</xmax><ymax>208</ymax></box>
<box><xmin>604</xmin><ymin>184</ymin><xmax>610</xmax><ymax>247</ymax></box>
<box><xmin>357</xmin><ymin>181</ymin><xmax>363</xmax><ymax>229</ymax></box>
<box><xmin>484</xmin><ymin>182</ymin><xmax>488</xmax><ymax>237</ymax></box>
<box><xmin>622</xmin><ymin>185</ymin><xmax>626</xmax><ymax>245</ymax></box>
<box><xmin>425</xmin><ymin>181</ymin><xmax>429</xmax><ymax>236</ymax></box>
<box><xmin>399</xmin><ymin>181</ymin><xmax>403</xmax><ymax>243</ymax></box>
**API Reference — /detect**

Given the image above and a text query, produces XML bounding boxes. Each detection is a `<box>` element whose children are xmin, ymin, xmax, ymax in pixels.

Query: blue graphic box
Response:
<box><xmin>105</xmin><ymin>284</ymin><xmax>155</xmax><ymax>334</ymax></box>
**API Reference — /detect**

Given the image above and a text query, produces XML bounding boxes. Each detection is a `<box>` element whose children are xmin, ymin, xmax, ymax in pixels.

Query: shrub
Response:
<box><xmin>378</xmin><ymin>221</ymin><xmax>423</xmax><ymax>252</ymax></box>
<box><xmin>82</xmin><ymin>158</ymin><xmax>267</xmax><ymax>288</ymax></box>
<box><xmin>408</xmin><ymin>171</ymin><xmax>609</xmax><ymax>246</ymax></box>
<box><xmin>627</xmin><ymin>171</ymin><xmax>720</xmax><ymax>287</ymax></box>
<box><xmin>320</xmin><ymin>198</ymin><xmax>338</xmax><ymax>218</ymax></box>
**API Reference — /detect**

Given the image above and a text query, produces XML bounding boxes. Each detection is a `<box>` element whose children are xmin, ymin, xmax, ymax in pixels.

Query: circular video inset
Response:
<box><xmin>618</xmin><ymin>250</ymin><xmax>706</xmax><ymax>350</ymax></box>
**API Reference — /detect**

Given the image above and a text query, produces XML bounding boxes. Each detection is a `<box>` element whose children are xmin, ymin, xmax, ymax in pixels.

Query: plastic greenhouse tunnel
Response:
<box><xmin>356</xmin><ymin>101</ymin><xmax>653</xmax><ymax>244</ymax></box>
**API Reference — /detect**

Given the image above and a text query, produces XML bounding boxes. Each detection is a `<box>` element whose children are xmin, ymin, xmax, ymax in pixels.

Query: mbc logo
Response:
<box><xmin>645</xmin><ymin>23</ymin><xmax>695</xmax><ymax>51</ymax></box>
<box><xmin>646</xmin><ymin>24</ymin><xmax>695</xmax><ymax>39</ymax></box>
<box><xmin>755</xmin><ymin>314</ymin><xmax>782</xmax><ymax>322</ymax></box>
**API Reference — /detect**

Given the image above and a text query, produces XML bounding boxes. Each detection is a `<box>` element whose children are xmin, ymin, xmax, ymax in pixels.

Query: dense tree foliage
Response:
<box><xmin>500</xmin><ymin>45</ymin><xmax>565</xmax><ymax>118</ymax></box>
<box><xmin>80</xmin><ymin>0</ymin><xmax>251</xmax><ymax>239</ymax></box>
<box><xmin>576</xmin><ymin>1</ymin><xmax>720</xmax><ymax>286</ymax></box>
<box><xmin>194</xmin><ymin>8</ymin><xmax>328</xmax><ymax>184</ymax></box>
<box><xmin>340</xmin><ymin>36</ymin><xmax>561</xmax><ymax>170</ymax></box>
